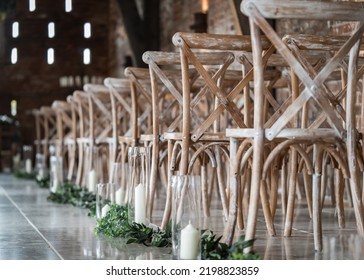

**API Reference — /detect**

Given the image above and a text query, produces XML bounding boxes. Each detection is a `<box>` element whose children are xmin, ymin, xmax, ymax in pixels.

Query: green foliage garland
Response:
<box><xmin>95</xmin><ymin>204</ymin><xmax>172</xmax><ymax>247</ymax></box>
<box><xmin>47</xmin><ymin>182</ymin><xmax>96</xmax><ymax>216</ymax></box>
<box><xmin>13</xmin><ymin>170</ymin><xmax>36</xmax><ymax>180</ymax></box>
<box><xmin>95</xmin><ymin>204</ymin><xmax>260</xmax><ymax>259</ymax></box>
<box><xmin>35</xmin><ymin>176</ymin><xmax>50</xmax><ymax>188</ymax></box>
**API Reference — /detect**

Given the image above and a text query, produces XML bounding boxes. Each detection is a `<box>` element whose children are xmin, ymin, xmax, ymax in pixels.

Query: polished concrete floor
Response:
<box><xmin>1</xmin><ymin>173</ymin><xmax>364</xmax><ymax>260</ymax></box>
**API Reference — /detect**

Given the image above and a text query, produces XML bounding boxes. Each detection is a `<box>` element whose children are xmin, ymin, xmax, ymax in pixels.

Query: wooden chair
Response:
<box><xmin>172</xmin><ymin>32</ymin><xmax>290</xmax><ymax>241</ymax></box>
<box><xmin>234</xmin><ymin>0</ymin><xmax>364</xmax><ymax>252</ymax></box>
<box><xmin>169</xmin><ymin>33</ymin><xmax>274</xmax><ymax>235</ymax></box>
<box><xmin>143</xmin><ymin>49</ymin><xmax>261</xmax><ymax>230</ymax></box>
<box><xmin>38</xmin><ymin>106</ymin><xmax>57</xmax><ymax>167</ymax></box>
<box><xmin>83</xmin><ymin>83</ymin><xmax>115</xmax><ymax>187</ymax></box>
<box><xmin>222</xmin><ymin>50</ymin><xmax>327</xmax><ymax>245</ymax></box>
<box><xmin>103</xmin><ymin>77</ymin><xmax>132</xmax><ymax>191</ymax></box>
<box><xmin>104</xmin><ymin>73</ymin><xmax>153</xmax><ymax>208</ymax></box>
<box><xmin>51</xmin><ymin>100</ymin><xmax>75</xmax><ymax>182</ymax></box>
<box><xmin>65</xmin><ymin>95</ymin><xmax>78</xmax><ymax>182</ymax></box>
<box><xmin>142</xmin><ymin>51</ymin><xmax>202</xmax><ymax>226</ymax></box>
<box><xmin>72</xmin><ymin>90</ymin><xmax>90</xmax><ymax>187</ymax></box>
<box><xmin>278</xmin><ymin>34</ymin><xmax>364</xmax><ymax>235</ymax></box>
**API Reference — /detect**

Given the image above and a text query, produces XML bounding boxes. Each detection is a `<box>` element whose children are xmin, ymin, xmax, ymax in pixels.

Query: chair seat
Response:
<box><xmin>118</xmin><ymin>135</ymin><xmax>134</xmax><ymax>144</ymax></box>
<box><xmin>226</xmin><ymin>128</ymin><xmax>341</xmax><ymax>142</ymax></box>
<box><xmin>162</xmin><ymin>132</ymin><xmax>229</xmax><ymax>142</ymax></box>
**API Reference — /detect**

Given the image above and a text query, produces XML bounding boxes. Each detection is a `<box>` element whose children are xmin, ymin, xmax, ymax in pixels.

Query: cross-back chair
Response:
<box><xmin>235</xmin><ymin>0</ymin><xmax>364</xmax><ymax>252</ymax></box>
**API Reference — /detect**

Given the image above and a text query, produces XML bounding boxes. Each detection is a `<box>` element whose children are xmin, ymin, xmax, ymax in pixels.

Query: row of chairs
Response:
<box><xmin>31</xmin><ymin>0</ymin><xmax>364</xmax><ymax>253</ymax></box>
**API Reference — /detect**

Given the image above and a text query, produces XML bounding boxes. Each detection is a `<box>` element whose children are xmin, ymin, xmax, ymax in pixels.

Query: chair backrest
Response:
<box><xmin>66</xmin><ymin>95</ymin><xmax>78</xmax><ymax>145</ymax></box>
<box><xmin>39</xmin><ymin>106</ymin><xmax>57</xmax><ymax>158</ymax></box>
<box><xmin>51</xmin><ymin>100</ymin><xmax>73</xmax><ymax>157</ymax></box>
<box><xmin>83</xmin><ymin>83</ymin><xmax>113</xmax><ymax>144</ymax></box>
<box><xmin>73</xmin><ymin>90</ymin><xmax>90</xmax><ymax>140</ymax></box>
<box><xmin>124</xmin><ymin>67</ymin><xmax>153</xmax><ymax>143</ymax></box>
<box><xmin>241</xmin><ymin>0</ymin><xmax>364</xmax><ymax>141</ymax></box>
<box><xmin>104</xmin><ymin>77</ymin><xmax>132</xmax><ymax>145</ymax></box>
<box><xmin>143</xmin><ymin>51</ymin><xmax>205</xmax><ymax>138</ymax></box>
<box><xmin>173</xmin><ymin>32</ymin><xmax>252</xmax><ymax>143</ymax></box>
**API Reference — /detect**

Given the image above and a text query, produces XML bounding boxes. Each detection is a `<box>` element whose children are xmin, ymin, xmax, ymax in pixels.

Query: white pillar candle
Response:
<box><xmin>180</xmin><ymin>222</ymin><xmax>199</xmax><ymax>259</ymax></box>
<box><xmin>37</xmin><ymin>168</ymin><xmax>44</xmax><ymax>180</ymax></box>
<box><xmin>101</xmin><ymin>204</ymin><xmax>110</xmax><ymax>218</ymax></box>
<box><xmin>115</xmin><ymin>188</ymin><xmax>125</xmax><ymax>206</ymax></box>
<box><xmin>51</xmin><ymin>177</ymin><xmax>58</xmax><ymax>193</ymax></box>
<box><xmin>13</xmin><ymin>154</ymin><xmax>20</xmax><ymax>169</ymax></box>
<box><xmin>88</xmin><ymin>169</ymin><xmax>97</xmax><ymax>192</ymax></box>
<box><xmin>50</xmin><ymin>159</ymin><xmax>57</xmax><ymax>192</ymax></box>
<box><xmin>25</xmin><ymin>159</ymin><xmax>32</xmax><ymax>173</ymax></box>
<box><xmin>134</xmin><ymin>183</ymin><xmax>146</xmax><ymax>224</ymax></box>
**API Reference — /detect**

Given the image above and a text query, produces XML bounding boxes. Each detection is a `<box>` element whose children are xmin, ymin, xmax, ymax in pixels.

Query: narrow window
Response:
<box><xmin>29</xmin><ymin>0</ymin><xmax>36</xmax><ymax>12</ymax></box>
<box><xmin>59</xmin><ymin>77</ymin><xmax>68</xmax><ymax>87</ymax></box>
<box><xmin>75</xmin><ymin>76</ymin><xmax>82</xmax><ymax>86</ymax></box>
<box><xmin>68</xmin><ymin>76</ymin><xmax>75</xmax><ymax>87</ymax></box>
<box><xmin>84</xmin><ymin>22</ymin><xmax>91</xmax><ymax>38</ymax></box>
<box><xmin>12</xmin><ymin>22</ymin><xmax>19</xmax><ymax>38</ymax></box>
<box><xmin>47</xmin><ymin>48</ymin><xmax>54</xmax><ymax>64</ymax></box>
<box><xmin>65</xmin><ymin>0</ymin><xmax>72</xmax><ymax>12</ymax></box>
<box><xmin>83</xmin><ymin>75</ymin><xmax>89</xmax><ymax>84</ymax></box>
<box><xmin>48</xmin><ymin>22</ymin><xmax>55</xmax><ymax>38</ymax></box>
<box><xmin>83</xmin><ymin>48</ymin><xmax>91</xmax><ymax>64</ymax></box>
<box><xmin>11</xmin><ymin>100</ymin><xmax>17</xmax><ymax>116</ymax></box>
<box><xmin>11</xmin><ymin>48</ymin><xmax>18</xmax><ymax>64</ymax></box>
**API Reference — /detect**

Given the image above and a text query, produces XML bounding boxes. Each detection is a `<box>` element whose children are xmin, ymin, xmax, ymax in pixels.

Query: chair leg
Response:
<box><xmin>223</xmin><ymin>137</ymin><xmax>238</xmax><ymax>246</ymax></box>
<box><xmin>201</xmin><ymin>163</ymin><xmax>210</xmax><ymax>217</ymax></box>
<box><xmin>260</xmin><ymin>179</ymin><xmax>275</xmax><ymax>236</ymax></box>
<box><xmin>161</xmin><ymin>140</ymin><xmax>173</xmax><ymax>230</ymax></box>
<box><xmin>148</xmin><ymin>142</ymin><xmax>159</xmax><ymax>220</ymax></box>
<box><xmin>284</xmin><ymin>148</ymin><xmax>299</xmax><ymax>237</ymax></box>
<box><xmin>215</xmin><ymin>146</ymin><xmax>229</xmax><ymax>221</ymax></box>
<box><xmin>75</xmin><ymin>143</ymin><xmax>84</xmax><ymax>187</ymax></box>
<box><xmin>347</xmin><ymin>162</ymin><xmax>364</xmax><ymax>234</ymax></box>
<box><xmin>244</xmin><ymin>132</ymin><xmax>265</xmax><ymax>253</ymax></box>
<box><xmin>303</xmin><ymin>167</ymin><xmax>313</xmax><ymax>219</ymax></box>
<box><xmin>237</xmin><ymin>169</ymin><xmax>245</xmax><ymax>231</ymax></box>
<box><xmin>334</xmin><ymin>168</ymin><xmax>345</xmax><ymax>228</ymax></box>
<box><xmin>207</xmin><ymin>166</ymin><xmax>216</xmax><ymax>211</ymax></box>
<box><xmin>280</xmin><ymin>160</ymin><xmax>288</xmax><ymax>216</ymax></box>
<box><xmin>67</xmin><ymin>144</ymin><xmax>76</xmax><ymax>182</ymax></box>
<box><xmin>312</xmin><ymin>144</ymin><xmax>323</xmax><ymax>252</ymax></box>
<box><xmin>269</xmin><ymin>164</ymin><xmax>279</xmax><ymax>220</ymax></box>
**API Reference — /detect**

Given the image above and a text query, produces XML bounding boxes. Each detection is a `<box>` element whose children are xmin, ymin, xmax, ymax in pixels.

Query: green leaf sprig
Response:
<box><xmin>47</xmin><ymin>182</ymin><xmax>96</xmax><ymax>216</ymax></box>
<box><xmin>228</xmin><ymin>235</ymin><xmax>260</xmax><ymax>260</ymax></box>
<box><xmin>95</xmin><ymin>204</ymin><xmax>172</xmax><ymax>247</ymax></box>
<box><xmin>13</xmin><ymin>169</ymin><xmax>36</xmax><ymax>180</ymax></box>
<box><xmin>201</xmin><ymin>230</ymin><xmax>230</xmax><ymax>260</ymax></box>
<box><xmin>35</xmin><ymin>176</ymin><xmax>50</xmax><ymax>188</ymax></box>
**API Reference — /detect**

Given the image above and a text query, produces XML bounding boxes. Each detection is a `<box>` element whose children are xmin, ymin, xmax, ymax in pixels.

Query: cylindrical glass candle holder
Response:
<box><xmin>171</xmin><ymin>175</ymin><xmax>201</xmax><ymax>260</ymax></box>
<box><xmin>111</xmin><ymin>162</ymin><xmax>128</xmax><ymax>206</ymax></box>
<box><xmin>23</xmin><ymin>145</ymin><xmax>33</xmax><ymax>174</ymax></box>
<box><xmin>35</xmin><ymin>153</ymin><xmax>46</xmax><ymax>180</ymax></box>
<box><xmin>12</xmin><ymin>153</ymin><xmax>21</xmax><ymax>171</ymax></box>
<box><xmin>87</xmin><ymin>147</ymin><xmax>102</xmax><ymax>192</ymax></box>
<box><xmin>96</xmin><ymin>183</ymin><xmax>115</xmax><ymax>220</ymax></box>
<box><xmin>49</xmin><ymin>156</ymin><xmax>63</xmax><ymax>193</ymax></box>
<box><xmin>127</xmin><ymin>146</ymin><xmax>150</xmax><ymax>225</ymax></box>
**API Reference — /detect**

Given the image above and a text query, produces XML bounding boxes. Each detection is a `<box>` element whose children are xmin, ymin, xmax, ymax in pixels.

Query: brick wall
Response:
<box><xmin>0</xmin><ymin>0</ymin><xmax>115</xmax><ymax>145</ymax></box>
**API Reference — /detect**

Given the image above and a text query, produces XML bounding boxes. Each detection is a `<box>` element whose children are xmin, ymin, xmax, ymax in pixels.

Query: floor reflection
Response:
<box><xmin>2</xmin><ymin>174</ymin><xmax>364</xmax><ymax>260</ymax></box>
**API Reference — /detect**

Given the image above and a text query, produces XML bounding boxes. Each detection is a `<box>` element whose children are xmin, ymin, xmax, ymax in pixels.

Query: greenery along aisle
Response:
<box><xmin>95</xmin><ymin>204</ymin><xmax>260</xmax><ymax>260</ymax></box>
<box><xmin>46</xmin><ymin>182</ymin><xmax>96</xmax><ymax>216</ymax></box>
<box><xmin>13</xmin><ymin>172</ymin><xmax>259</xmax><ymax>260</ymax></box>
